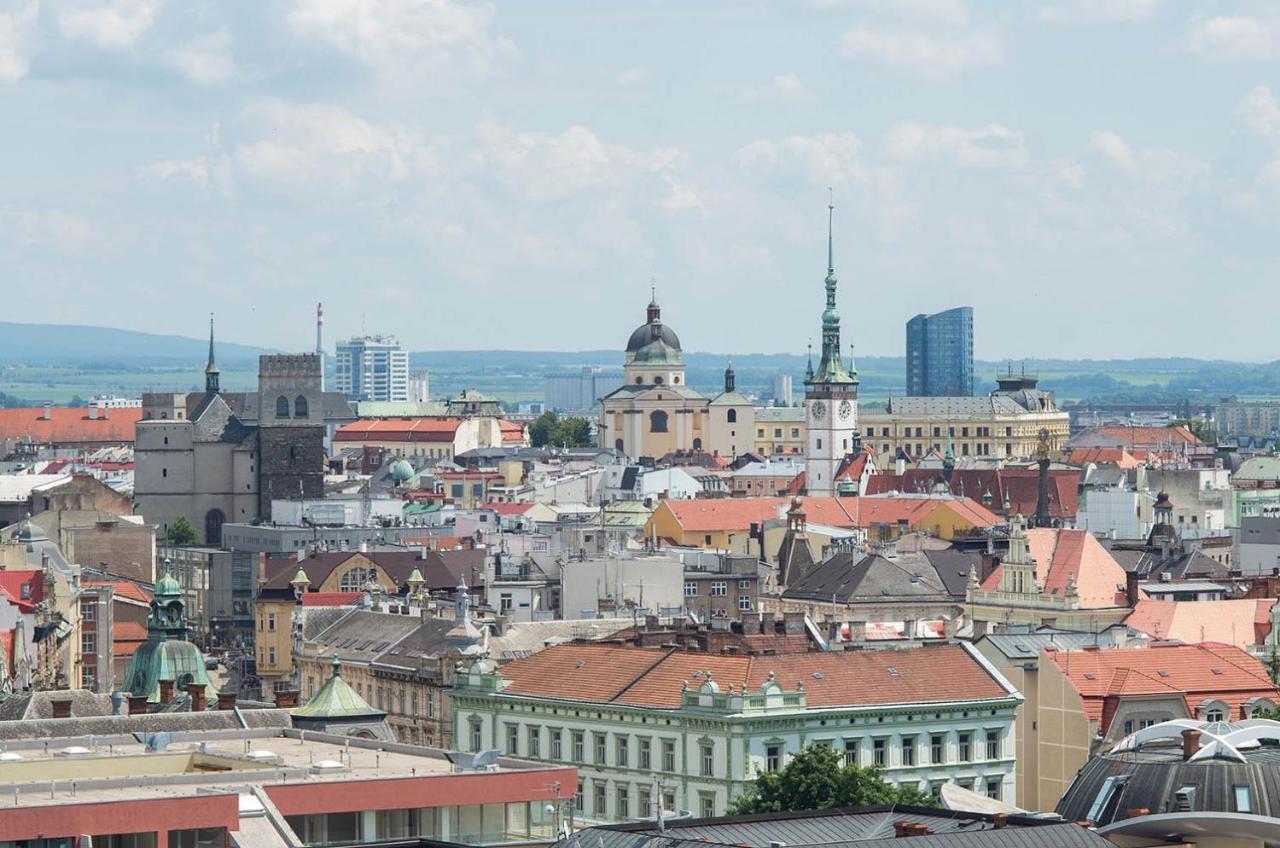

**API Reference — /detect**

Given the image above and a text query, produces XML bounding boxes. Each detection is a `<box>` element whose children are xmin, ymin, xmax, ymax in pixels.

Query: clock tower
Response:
<box><xmin>804</xmin><ymin>197</ymin><xmax>859</xmax><ymax>497</ymax></box>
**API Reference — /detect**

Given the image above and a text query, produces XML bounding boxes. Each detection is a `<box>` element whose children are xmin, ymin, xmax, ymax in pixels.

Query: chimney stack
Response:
<box><xmin>217</xmin><ymin>692</ymin><xmax>238</xmax><ymax>711</ymax></box>
<box><xmin>274</xmin><ymin>690</ymin><xmax>299</xmax><ymax>709</ymax></box>
<box><xmin>1126</xmin><ymin>571</ymin><xmax>1140</xmax><ymax>608</ymax></box>
<box><xmin>89</xmin><ymin>405</ymin><xmax>98</xmax><ymax>420</ymax></box>
<box><xmin>187</xmin><ymin>683</ymin><xmax>206</xmax><ymax>712</ymax></box>
<box><xmin>992</xmin><ymin>814</ymin><xmax>1008</xmax><ymax>830</ymax></box>
<box><xmin>158</xmin><ymin>679</ymin><xmax>174</xmax><ymax>703</ymax></box>
<box><xmin>42</xmin><ymin>402</ymin><xmax>51</xmax><ymax>420</ymax></box>
<box><xmin>1181</xmin><ymin>728</ymin><xmax>1201</xmax><ymax>760</ymax></box>
<box><xmin>128</xmin><ymin>694</ymin><xmax>149</xmax><ymax>715</ymax></box>
<box><xmin>49</xmin><ymin>698</ymin><xmax>72</xmax><ymax>719</ymax></box>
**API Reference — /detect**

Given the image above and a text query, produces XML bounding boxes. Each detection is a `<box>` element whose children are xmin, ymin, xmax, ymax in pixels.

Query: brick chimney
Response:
<box><xmin>1181</xmin><ymin>728</ymin><xmax>1201</xmax><ymax>760</ymax></box>
<box><xmin>49</xmin><ymin>698</ymin><xmax>72</xmax><ymax>719</ymax></box>
<box><xmin>158</xmin><ymin>679</ymin><xmax>174</xmax><ymax>703</ymax></box>
<box><xmin>1126</xmin><ymin>571</ymin><xmax>1140</xmax><ymax>608</ymax></box>
<box><xmin>274</xmin><ymin>689</ymin><xmax>299</xmax><ymax>709</ymax></box>
<box><xmin>992</xmin><ymin>814</ymin><xmax>1008</xmax><ymax>830</ymax></box>
<box><xmin>217</xmin><ymin>692</ymin><xmax>238</xmax><ymax>710</ymax></box>
<box><xmin>128</xmin><ymin>694</ymin><xmax>149</xmax><ymax>715</ymax></box>
<box><xmin>187</xmin><ymin>683</ymin><xmax>206</xmax><ymax>712</ymax></box>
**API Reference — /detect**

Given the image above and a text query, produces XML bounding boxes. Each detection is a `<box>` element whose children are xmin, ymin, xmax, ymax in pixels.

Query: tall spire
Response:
<box><xmin>205</xmin><ymin>313</ymin><xmax>220</xmax><ymax>394</ymax></box>
<box><xmin>808</xmin><ymin>192</ymin><xmax>855</xmax><ymax>386</ymax></box>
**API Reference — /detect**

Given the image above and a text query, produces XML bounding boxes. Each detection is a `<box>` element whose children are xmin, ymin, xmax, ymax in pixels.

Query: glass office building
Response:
<box><xmin>906</xmin><ymin>306</ymin><xmax>974</xmax><ymax>397</ymax></box>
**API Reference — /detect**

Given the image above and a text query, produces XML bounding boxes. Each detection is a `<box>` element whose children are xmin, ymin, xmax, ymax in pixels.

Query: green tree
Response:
<box><xmin>529</xmin><ymin>412</ymin><xmax>595</xmax><ymax>448</ymax></box>
<box><xmin>557</xmin><ymin>416</ymin><xmax>593</xmax><ymax>448</ymax></box>
<box><xmin>166</xmin><ymin>515</ymin><xmax>199</xmax><ymax>546</ymax></box>
<box><xmin>730</xmin><ymin>743</ymin><xmax>938</xmax><ymax>815</ymax></box>
<box><xmin>529</xmin><ymin>411</ymin><xmax>559</xmax><ymax>447</ymax></box>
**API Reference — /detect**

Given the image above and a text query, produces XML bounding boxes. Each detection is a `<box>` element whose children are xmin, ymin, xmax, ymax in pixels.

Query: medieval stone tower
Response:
<box><xmin>256</xmin><ymin>354</ymin><xmax>326</xmax><ymax>515</ymax></box>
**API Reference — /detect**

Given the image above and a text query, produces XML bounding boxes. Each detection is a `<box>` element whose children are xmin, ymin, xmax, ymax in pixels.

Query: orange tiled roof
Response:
<box><xmin>1125</xmin><ymin>599</ymin><xmax>1276</xmax><ymax>650</ymax></box>
<box><xmin>1066</xmin><ymin>447</ymin><xmax>1141</xmax><ymax>469</ymax></box>
<box><xmin>658</xmin><ymin>495</ymin><xmax>1000</xmax><ymax>534</ymax></box>
<box><xmin>84</xmin><ymin>579</ymin><xmax>150</xmax><ymax>604</ymax></box>
<box><xmin>0</xmin><ymin>407</ymin><xmax>142</xmax><ymax>445</ymax></box>
<box><xmin>1047</xmin><ymin>643</ymin><xmax>1280</xmax><ymax>731</ymax></box>
<box><xmin>301</xmin><ymin>591</ymin><xmax>362</xmax><ymax>607</ymax></box>
<box><xmin>334</xmin><ymin>418</ymin><xmax>464</xmax><ymax>443</ymax></box>
<box><xmin>495</xmin><ymin>643</ymin><xmax>1009</xmax><ymax>709</ymax></box>
<box><xmin>1094</xmin><ymin>424</ymin><xmax>1200</xmax><ymax>448</ymax></box>
<box><xmin>981</xmin><ymin>528</ymin><xmax>1131</xmax><ymax>608</ymax></box>
<box><xmin>0</xmin><ymin>570</ymin><xmax>43</xmax><ymax>613</ymax></box>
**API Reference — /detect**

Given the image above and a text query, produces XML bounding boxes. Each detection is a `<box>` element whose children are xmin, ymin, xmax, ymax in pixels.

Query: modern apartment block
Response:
<box><xmin>335</xmin><ymin>335</ymin><xmax>410</xmax><ymax>402</ymax></box>
<box><xmin>906</xmin><ymin>306</ymin><xmax>974</xmax><ymax>397</ymax></box>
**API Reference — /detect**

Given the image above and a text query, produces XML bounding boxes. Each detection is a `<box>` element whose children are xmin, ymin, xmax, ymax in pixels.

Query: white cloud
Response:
<box><xmin>0</xmin><ymin>0</ymin><xmax>38</xmax><ymax>83</ymax></box>
<box><xmin>615</xmin><ymin>66</ymin><xmax>646</xmax><ymax>87</ymax></box>
<box><xmin>138</xmin><ymin>157</ymin><xmax>211</xmax><ymax>188</ymax></box>
<box><xmin>810</xmin><ymin>0</ymin><xmax>969</xmax><ymax>25</ymax></box>
<box><xmin>1239</xmin><ymin>85</ymin><xmax>1280</xmax><ymax>138</ymax></box>
<box><xmin>1187</xmin><ymin>16</ymin><xmax>1279</xmax><ymax>60</ymax></box>
<box><xmin>1038</xmin><ymin>0</ymin><xmax>1162</xmax><ymax>24</ymax></box>
<box><xmin>1088</xmin><ymin>130</ymin><xmax>1203</xmax><ymax>185</ymax></box>
<box><xmin>166</xmin><ymin>30</ymin><xmax>235</xmax><ymax>84</ymax></box>
<box><xmin>57</xmin><ymin>0</ymin><xmax>158</xmax><ymax>50</ymax></box>
<box><xmin>233</xmin><ymin>99</ymin><xmax>435</xmax><ymax>190</ymax></box>
<box><xmin>840</xmin><ymin>25</ymin><xmax>1000</xmax><ymax>77</ymax></box>
<box><xmin>881</xmin><ymin>121</ymin><xmax>1028</xmax><ymax>168</ymax></box>
<box><xmin>736</xmin><ymin>133</ymin><xmax>865</xmax><ymax>185</ymax></box>
<box><xmin>737</xmin><ymin>73</ymin><xmax>812</xmax><ymax>104</ymax></box>
<box><xmin>287</xmin><ymin>0</ymin><xmax>512</xmax><ymax>81</ymax></box>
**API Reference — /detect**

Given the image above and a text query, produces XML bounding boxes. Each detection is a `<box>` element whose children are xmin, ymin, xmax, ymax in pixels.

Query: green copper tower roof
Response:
<box><xmin>122</xmin><ymin>565</ymin><xmax>218</xmax><ymax>703</ymax></box>
<box><xmin>294</xmin><ymin>656</ymin><xmax>385</xmax><ymax>719</ymax></box>
<box><xmin>807</xmin><ymin>197</ymin><xmax>857</xmax><ymax>387</ymax></box>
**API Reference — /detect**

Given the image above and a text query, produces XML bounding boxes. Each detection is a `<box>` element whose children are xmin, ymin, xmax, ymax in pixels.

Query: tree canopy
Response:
<box><xmin>730</xmin><ymin>743</ymin><xmax>938</xmax><ymax>815</ymax></box>
<box><xmin>166</xmin><ymin>516</ymin><xmax>199</xmax><ymax>546</ymax></box>
<box><xmin>529</xmin><ymin>411</ymin><xmax>594</xmax><ymax>448</ymax></box>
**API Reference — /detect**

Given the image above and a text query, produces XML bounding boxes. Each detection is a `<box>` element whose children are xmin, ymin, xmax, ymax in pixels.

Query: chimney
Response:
<box><xmin>893</xmin><ymin>823</ymin><xmax>911</xmax><ymax>839</ymax></box>
<box><xmin>217</xmin><ymin>692</ymin><xmax>238</xmax><ymax>710</ymax></box>
<box><xmin>1126</xmin><ymin>571</ymin><xmax>1140</xmax><ymax>608</ymax></box>
<box><xmin>89</xmin><ymin>405</ymin><xmax>99</xmax><ymax>421</ymax></box>
<box><xmin>42</xmin><ymin>402</ymin><xmax>51</xmax><ymax>420</ymax></box>
<box><xmin>1181</xmin><ymin>728</ymin><xmax>1201</xmax><ymax>760</ymax></box>
<box><xmin>49</xmin><ymin>698</ymin><xmax>72</xmax><ymax>719</ymax></box>
<box><xmin>158</xmin><ymin>679</ymin><xmax>174</xmax><ymax>703</ymax></box>
<box><xmin>274</xmin><ymin>689</ymin><xmax>299</xmax><ymax>709</ymax></box>
<box><xmin>128</xmin><ymin>694</ymin><xmax>149</xmax><ymax>715</ymax></box>
<box><xmin>992</xmin><ymin>814</ymin><xmax>1008</xmax><ymax>830</ymax></box>
<box><xmin>1124</xmin><ymin>808</ymin><xmax>1150</xmax><ymax>820</ymax></box>
<box><xmin>187</xmin><ymin>682</ymin><xmax>206</xmax><ymax>712</ymax></box>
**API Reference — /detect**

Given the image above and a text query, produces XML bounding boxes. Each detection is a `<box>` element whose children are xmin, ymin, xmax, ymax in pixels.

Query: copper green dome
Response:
<box><xmin>390</xmin><ymin>459</ymin><xmax>414</xmax><ymax>484</ymax></box>
<box><xmin>631</xmin><ymin>339</ymin><xmax>682</xmax><ymax>366</ymax></box>
<box><xmin>155</xmin><ymin>571</ymin><xmax>182</xmax><ymax>597</ymax></box>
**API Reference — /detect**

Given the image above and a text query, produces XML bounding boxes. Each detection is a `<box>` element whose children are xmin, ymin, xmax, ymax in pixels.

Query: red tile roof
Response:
<box><xmin>499</xmin><ymin>420</ymin><xmax>527</xmax><ymax>442</ymax></box>
<box><xmin>657</xmin><ymin>495</ymin><xmax>1000</xmax><ymax>534</ymax></box>
<box><xmin>1066</xmin><ymin>447</ymin><xmax>1141</xmax><ymax>469</ymax></box>
<box><xmin>982</xmin><ymin>528</ymin><xmax>1131</xmax><ymax>608</ymax></box>
<box><xmin>1125</xmin><ymin>599</ymin><xmax>1276</xmax><ymax>649</ymax></box>
<box><xmin>1047</xmin><ymin>643</ymin><xmax>1280</xmax><ymax>732</ymax></box>
<box><xmin>480</xmin><ymin>502</ymin><xmax>536</xmax><ymax>516</ymax></box>
<box><xmin>863</xmin><ymin>468</ymin><xmax>1079</xmax><ymax>520</ymax></box>
<box><xmin>0</xmin><ymin>407</ymin><xmax>142</xmax><ymax>445</ymax></box>
<box><xmin>335</xmin><ymin>418</ymin><xmax>464</xmax><ymax>443</ymax></box>
<box><xmin>494</xmin><ymin>643</ymin><xmax>1010</xmax><ymax>709</ymax></box>
<box><xmin>0</xmin><ymin>570</ymin><xmax>43</xmax><ymax>613</ymax></box>
<box><xmin>113</xmin><ymin>621</ymin><xmax>149</xmax><ymax>657</ymax></box>
<box><xmin>301</xmin><ymin>592</ymin><xmax>363</xmax><ymax>608</ymax></box>
<box><xmin>84</xmin><ymin>579</ymin><xmax>150</xmax><ymax>604</ymax></box>
<box><xmin>1094</xmin><ymin>424</ymin><xmax>1200</xmax><ymax>448</ymax></box>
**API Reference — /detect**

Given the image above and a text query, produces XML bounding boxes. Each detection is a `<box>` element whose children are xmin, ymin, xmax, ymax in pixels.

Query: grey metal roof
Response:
<box><xmin>561</xmin><ymin>806</ymin><xmax>1108</xmax><ymax>848</ymax></box>
<box><xmin>307</xmin><ymin>609</ymin><xmax>422</xmax><ymax>661</ymax></box>
<box><xmin>980</xmin><ymin>631</ymin><xmax>1120</xmax><ymax>660</ymax></box>
<box><xmin>782</xmin><ymin>550</ymin><xmax>952</xmax><ymax>604</ymax></box>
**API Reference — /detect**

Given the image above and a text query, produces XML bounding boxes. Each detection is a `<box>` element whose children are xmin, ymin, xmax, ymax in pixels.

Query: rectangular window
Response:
<box><xmin>573</xmin><ymin>731</ymin><xmax>585</xmax><ymax>762</ymax></box>
<box><xmin>774</xmin><ymin>428</ymin><xmax>783</xmax><ymax>438</ymax></box>
<box><xmin>81</xmin><ymin>667</ymin><xmax>95</xmax><ymax>689</ymax></box>
<box><xmin>791</xmin><ymin>428</ymin><xmax>800</xmax><ymax>438</ymax></box>
<box><xmin>527</xmin><ymin>725</ymin><xmax>540</xmax><ymax>758</ymax></box>
<box><xmin>701</xmin><ymin>742</ymin><xmax>714</xmax><ymax>777</ymax></box>
<box><xmin>267</xmin><ymin>613</ymin><xmax>276</xmax><ymax>631</ymax></box>
<box><xmin>709</xmin><ymin>581</ymin><xmax>727</xmax><ymax>596</ymax></box>
<box><xmin>470</xmin><ymin>721</ymin><xmax>482</xmax><ymax>751</ymax></box>
<box><xmin>766</xmin><ymin>744</ymin><xmax>781</xmax><ymax>772</ymax></box>
<box><xmin>81</xmin><ymin>631</ymin><xmax>96</xmax><ymax>655</ymax></box>
<box><xmin>451</xmin><ymin>484</ymin><xmax>464</xmax><ymax>498</ymax></box>
<box><xmin>617</xmin><ymin>785</ymin><xmax>630</xmax><ymax>819</ymax></box>
<box><xmin>986</xmin><ymin>778</ymin><xmax>1000</xmax><ymax>800</ymax></box>
<box><xmin>551</xmin><ymin>729</ymin><xmax>562</xmax><ymax>760</ymax></box>
<box><xmin>902</xmin><ymin>736</ymin><xmax>915</xmax><ymax>766</ymax></box>
<box><xmin>594</xmin><ymin>732</ymin><xmax>607</xmax><ymax>765</ymax></box>
<box><xmin>506</xmin><ymin>724</ymin><xmax>519</xmax><ymax>755</ymax></box>
<box><xmin>616</xmin><ymin>735</ymin><xmax>629</xmax><ymax>768</ymax></box>
<box><xmin>594</xmin><ymin>782</ymin><xmax>607</xmax><ymax>817</ymax></box>
<box><xmin>267</xmin><ymin>647</ymin><xmax>276</xmax><ymax>664</ymax></box>
<box><xmin>575</xmin><ymin>779</ymin><xmax>584</xmax><ymax>813</ymax></box>
<box><xmin>662</xmin><ymin>739</ymin><xmax>676</xmax><ymax>772</ymax></box>
<box><xmin>844</xmin><ymin>738</ymin><xmax>859</xmax><ymax>766</ymax></box>
<box><xmin>1235</xmin><ymin>785</ymin><xmax>1252</xmax><ymax>813</ymax></box>
<box><xmin>959</xmin><ymin>733</ymin><xmax>972</xmax><ymax>762</ymax></box>
<box><xmin>986</xmin><ymin>729</ymin><xmax>999</xmax><ymax>760</ymax></box>
<box><xmin>663</xmin><ymin>790</ymin><xmax>676</xmax><ymax>816</ymax></box>
<box><xmin>873</xmin><ymin>739</ymin><xmax>886</xmax><ymax>766</ymax></box>
<box><xmin>739</xmin><ymin>596</ymin><xmax>752</xmax><ymax>611</ymax></box>
<box><xmin>931</xmin><ymin>735</ymin><xmax>944</xmax><ymax>764</ymax></box>
<box><xmin>684</xmin><ymin>582</ymin><xmax>698</xmax><ymax>597</ymax></box>
<box><xmin>700</xmin><ymin>794</ymin><xmax>715</xmax><ymax>818</ymax></box>
<box><xmin>738</xmin><ymin>579</ymin><xmax>752</xmax><ymax>589</ymax></box>
<box><xmin>642</xmin><ymin>785</ymin><xmax>654</xmax><ymax>818</ymax></box>
<box><xmin>639</xmin><ymin>737</ymin><xmax>651</xmax><ymax>769</ymax></box>
<box><xmin>80</xmin><ymin>599</ymin><xmax>96</xmax><ymax>621</ymax></box>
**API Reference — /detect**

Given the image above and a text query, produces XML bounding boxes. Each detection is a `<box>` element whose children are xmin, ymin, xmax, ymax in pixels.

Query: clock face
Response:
<box><xmin>812</xmin><ymin>401</ymin><xmax>827</xmax><ymax>420</ymax></box>
<box><xmin>838</xmin><ymin>399</ymin><xmax>853</xmax><ymax>420</ymax></box>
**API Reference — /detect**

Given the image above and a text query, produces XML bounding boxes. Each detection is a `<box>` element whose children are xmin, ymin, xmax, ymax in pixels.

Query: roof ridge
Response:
<box><xmin>1199</xmin><ymin>644</ymin><xmax>1274</xmax><ymax>683</ymax></box>
<box><xmin>608</xmin><ymin>647</ymin><xmax>687</xmax><ymax>704</ymax></box>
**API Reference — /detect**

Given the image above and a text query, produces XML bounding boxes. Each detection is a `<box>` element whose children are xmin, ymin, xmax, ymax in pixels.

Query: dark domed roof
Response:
<box><xmin>627</xmin><ymin>321</ymin><xmax>681</xmax><ymax>354</ymax></box>
<box><xmin>632</xmin><ymin>339</ymin><xmax>682</xmax><ymax>366</ymax></box>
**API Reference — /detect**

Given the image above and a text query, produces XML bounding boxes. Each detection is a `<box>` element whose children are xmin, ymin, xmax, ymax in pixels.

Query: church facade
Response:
<box><xmin>597</xmin><ymin>297</ymin><xmax>752</xmax><ymax>461</ymax></box>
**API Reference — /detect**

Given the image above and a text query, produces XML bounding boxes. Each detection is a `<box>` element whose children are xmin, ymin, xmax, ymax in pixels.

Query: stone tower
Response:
<box><xmin>256</xmin><ymin>354</ymin><xmax>326</xmax><ymax>515</ymax></box>
<box><xmin>804</xmin><ymin>198</ymin><xmax>860</xmax><ymax>496</ymax></box>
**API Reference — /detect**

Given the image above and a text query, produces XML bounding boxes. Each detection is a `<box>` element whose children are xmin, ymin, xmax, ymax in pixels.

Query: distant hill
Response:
<box><xmin>0</xmin><ymin>321</ymin><xmax>273</xmax><ymax>367</ymax></box>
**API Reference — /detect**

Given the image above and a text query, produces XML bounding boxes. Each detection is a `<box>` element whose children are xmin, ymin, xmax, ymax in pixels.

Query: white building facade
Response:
<box><xmin>336</xmin><ymin>335</ymin><xmax>410</xmax><ymax>402</ymax></box>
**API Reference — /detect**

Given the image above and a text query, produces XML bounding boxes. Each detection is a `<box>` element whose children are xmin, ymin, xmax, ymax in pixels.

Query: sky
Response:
<box><xmin>3</xmin><ymin>1</ymin><xmax>1280</xmax><ymax>361</ymax></box>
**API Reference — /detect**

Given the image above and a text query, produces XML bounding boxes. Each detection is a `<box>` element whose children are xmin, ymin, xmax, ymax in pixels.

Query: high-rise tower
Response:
<box><xmin>316</xmin><ymin>302</ymin><xmax>325</xmax><ymax>390</ymax></box>
<box><xmin>803</xmin><ymin>197</ymin><xmax>859</xmax><ymax>496</ymax></box>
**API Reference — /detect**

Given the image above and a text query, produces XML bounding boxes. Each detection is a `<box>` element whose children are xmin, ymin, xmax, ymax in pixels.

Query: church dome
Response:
<box><xmin>626</xmin><ymin>297</ymin><xmax>681</xmax><ymax>354</ymax></box>
<box><xmin>632</xmin><ymin>338</ymin><xmax>682</xmax><ymax>366</ymax></box>
<box><xmin>389</xmin><ymin>459</ymin><xmax>414</xmax><ymax>484</ymax></box>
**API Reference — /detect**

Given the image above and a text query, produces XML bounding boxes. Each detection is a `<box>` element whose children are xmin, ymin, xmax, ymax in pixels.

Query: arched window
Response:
<box><xmin>650</xmin><ymin>410</ymin><xmax>668</xmax><ymax>433</ymax></box>
<box><xmin>727</xmin><ymin>409</ymin><xmax>737</xmax><ymax>423</ymax></box>
<box><xmin>615</xmin><ymin>439</ymin><xmax>624</xmax><ymax>451</ymax></box>
<box><xmin>205</xmin><ymin>509</ymin><xmax>225</xmax><ymax>545</ymax></box>
<box><xmin>295</xmin><ymin>395</ymin><xmax>309</xmax><ymax>418</ymax></box>
<box><xmin>276</xmin><ymin>396</ymin><xmax>290</xmax><ymax>418</ymax></box>
<box><xmin>339</xmin><ymin>567</ymin><xmax>374</xmax><ymax>592</ymax></box>
<box><xmin>693</xmin><ymin>438</ymin><xmax>702</xmax><ymax>450</ymax></box>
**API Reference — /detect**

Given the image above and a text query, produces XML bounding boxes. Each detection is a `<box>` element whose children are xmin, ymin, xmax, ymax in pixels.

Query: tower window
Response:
<box><xmin>650</xmin><ymin>410</ymin><xmax>669</xmax><ymax>433</ymax></box>
<box><xmin>295</xmin><ymin>395</ymin><xmax>309</xmax><ymax>418</ymax></box>
<box><xmin>727</xmin><ymin>409</ymin><xmax>737</xmax><ymax>423</ymax></box>
<box><xmin>276</xmin><ymin>396</ymin><xmax>290</xmax><ymax>418</ymax></box>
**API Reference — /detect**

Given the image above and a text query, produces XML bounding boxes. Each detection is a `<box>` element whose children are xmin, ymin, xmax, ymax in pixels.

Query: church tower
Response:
<box><xmin>205</xmin><ymin>314</ymin><xmax>220</xmax><ymax>395</ymax></box>
<box><xmin>804</xmin><ymin>197</ymin><xmax>859</xmax><ymax>496</ymax></box>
